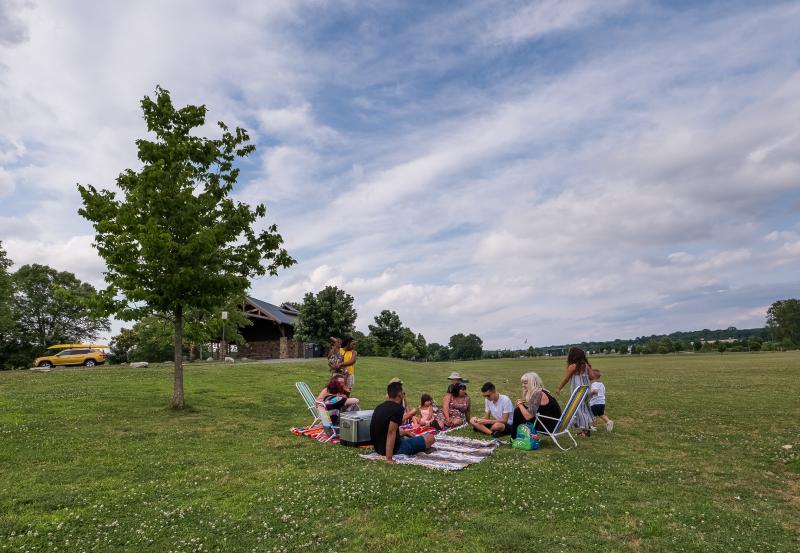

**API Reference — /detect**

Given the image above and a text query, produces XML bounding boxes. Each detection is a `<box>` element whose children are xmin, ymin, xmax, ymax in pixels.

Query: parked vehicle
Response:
<box><xmin>34</xmin><ymin>345</ymin><xmax>108</xmax><ymax>368</ymax></box>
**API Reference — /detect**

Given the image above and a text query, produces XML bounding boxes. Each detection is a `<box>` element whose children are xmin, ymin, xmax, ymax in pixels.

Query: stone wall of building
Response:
<box><xmin>239</xmin><ymin>339</ymin><xmax>304</xmax><ymax>359</ymax></box>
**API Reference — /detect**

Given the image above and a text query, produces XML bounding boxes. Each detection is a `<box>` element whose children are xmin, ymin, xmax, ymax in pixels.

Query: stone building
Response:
<box><xmin>238</xmin><ymin>296</ymin><xmax>304</xmax><ymax>359</ymax></box>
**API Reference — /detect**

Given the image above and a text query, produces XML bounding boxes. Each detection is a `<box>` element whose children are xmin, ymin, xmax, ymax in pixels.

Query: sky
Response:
<box><xmin>1</xmin><ymin>0</ymin><xmax>799</xmax><ymax>349</ymax></box>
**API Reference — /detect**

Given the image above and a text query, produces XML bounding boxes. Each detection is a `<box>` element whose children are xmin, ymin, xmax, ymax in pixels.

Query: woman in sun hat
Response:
<box><xmin>447</xmin><ymin>371</ymin><xmax>469</xmax><ymax>385</ymax></box>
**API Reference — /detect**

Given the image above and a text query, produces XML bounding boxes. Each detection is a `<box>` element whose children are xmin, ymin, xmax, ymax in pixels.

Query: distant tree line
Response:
<box><xmin>483</xmin><ymin>307</ymin><xmax>799</xmax><ymax>358</ymax></box>
<box><xmin>292</xmin><ymin>285</ymin><xmax>484</xmax><ymax>361</ymax></box>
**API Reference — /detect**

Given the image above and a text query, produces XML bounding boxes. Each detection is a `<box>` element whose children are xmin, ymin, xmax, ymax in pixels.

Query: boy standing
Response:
<box><xmin>589</xmin><ymin>371</ymin><xmax>614</xmax><ymax>431</ymax></box>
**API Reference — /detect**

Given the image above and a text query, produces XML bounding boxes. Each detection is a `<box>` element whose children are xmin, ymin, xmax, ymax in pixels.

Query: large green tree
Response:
<box><xmin>294</xmin><ymin>286</ymin><xmax>357</xmax><ymax>348</ymax></box>
<box><xmin>12</xmin><ymin>264</ymin><xmax>110</xmax><ymax>351</ymax></box>
<box><xmin>78</xmin><ymin>87</ymin><xmax>294</xmax><ymax>408</ymax></box>
<box><xmin>448</xmin><ymin>333</ymin><xmax>483</xmax><ymax>360</ymax></box>
<box><xmin>766</xmin><ymin>299</ymin><xmax>800</xmax><ymax>347</ymax></box>
<box><xmin>369</xmin><ymin>310</ymin><xmax>404</xmax><ymax>356</ymax></box>
<box><xmin>0</xmin><ymin>243</ymin><xmax>17</xmax><ymax>369</ymax></box>
<box><xmin>0</xmin><ymin>243</ymin><xmax>13</xmax><ymax>338</ymax></box>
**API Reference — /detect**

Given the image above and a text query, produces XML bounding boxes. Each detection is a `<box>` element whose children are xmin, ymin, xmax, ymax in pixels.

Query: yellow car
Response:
<box><xmin>34</xmin><ymin>344</ymin><xmax>108</xmax><ymax>368</ymax></box>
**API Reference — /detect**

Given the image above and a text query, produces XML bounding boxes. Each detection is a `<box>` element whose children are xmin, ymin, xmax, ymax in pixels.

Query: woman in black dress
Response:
<box><xmin>511</xmin><ymin>371</ymin><xmax>561</xmax><ymax>439</ymax></box>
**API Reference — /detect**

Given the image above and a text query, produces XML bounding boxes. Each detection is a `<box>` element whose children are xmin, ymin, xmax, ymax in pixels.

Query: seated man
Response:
<box><xmin>470</xmin><ymin>381</ymin><xmax>514</xmax><ymax>438</ymax></box>
<box><xmin>370</xmin><ymin>381</ymin><xmax>435</xmax><ymax>463</ymax></box>
<box><xmin>387</xmin><ymin>377</ymin><xmax>418</xmax><ymax>423</ymax></box>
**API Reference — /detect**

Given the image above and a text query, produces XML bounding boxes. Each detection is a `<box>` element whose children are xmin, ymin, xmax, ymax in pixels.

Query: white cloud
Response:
<box><xmin>486</xmin><ymin>0</ymin><xmax>632</xmax><ymax>45</ymax></box>
<box><xmin>0</xmin><ymin>167</ymin><xmax>14</xmax><ymax>197</ymax></box>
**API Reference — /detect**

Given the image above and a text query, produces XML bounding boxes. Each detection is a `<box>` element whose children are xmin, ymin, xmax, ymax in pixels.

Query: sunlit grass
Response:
<box><xmin>1</xmin><ymin>352</ymin><xmax>798</xmax><ymax>552</ymax></box>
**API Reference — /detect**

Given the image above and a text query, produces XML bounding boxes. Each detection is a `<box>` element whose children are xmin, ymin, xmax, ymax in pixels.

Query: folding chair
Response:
<box><xmin>316</xmin><ymin>401</ymin><xmax>339</xmax><ymax>443</ymax></box>
<box><xmin>535</xmin><ymin>385</ymin><xmax>590</xmax><ymax>451</ymax></box>
<box><xmin>296</xmin><ymin>382</ymin><xmax>321</xmax><ymax>427</ymax></box>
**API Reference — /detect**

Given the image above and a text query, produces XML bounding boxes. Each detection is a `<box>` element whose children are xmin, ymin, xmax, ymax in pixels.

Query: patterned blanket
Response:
<box><xmin>290</xmin><ymin>424</ymin><xmax>340</xmax><ymax>443</ymax></box>
<box><xmin>360</xmin><ymin>434</ymin><xmax>501</xmax><ymax>471</ymax></box>
<box><xmin>290</xmin><ymin>423</ymin><xmax>440</xmax><ymax>444</ymax></box>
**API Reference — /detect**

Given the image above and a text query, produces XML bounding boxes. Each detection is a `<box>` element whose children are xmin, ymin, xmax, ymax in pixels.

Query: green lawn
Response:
<box><xmin>1</xmin><ymin>353</ymin><xmax>798</xmax><ymax>552</ymax></box>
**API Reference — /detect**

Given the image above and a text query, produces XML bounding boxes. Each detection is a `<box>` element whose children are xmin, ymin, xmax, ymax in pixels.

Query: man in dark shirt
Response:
<box><xmin>370</xmin><ymin>381</ymin><xmax>436</xmax><ymax>463</ymax></box>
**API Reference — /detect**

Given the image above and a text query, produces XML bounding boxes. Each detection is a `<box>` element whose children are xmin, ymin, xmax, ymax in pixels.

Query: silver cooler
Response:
<box><xmin>339</xmin><ymin>410</ymin><xmax>373</xmax><ymax>446</ymax></box>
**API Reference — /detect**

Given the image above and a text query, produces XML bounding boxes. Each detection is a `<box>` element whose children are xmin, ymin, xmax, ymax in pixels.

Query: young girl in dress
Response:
<box><xmin>413</xmin><ymin>393</ymin><xmax>436</xmax><ymax>427</ymax></box>
<box><xmin>555</xmin><ymin>347</ymin><xmax>597</xmax><ymax>437</ymax></box>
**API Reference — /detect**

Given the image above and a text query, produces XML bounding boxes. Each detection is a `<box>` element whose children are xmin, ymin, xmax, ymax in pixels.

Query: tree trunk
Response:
<box><xmin>188</xmin><ymin>341</ymin><xmax>196</xmax><ymax>362</ymax></box>
<box><xmin>171</xmin><ymin>305</ymin><xmax>185</xmax><ymax>409</ymax></box>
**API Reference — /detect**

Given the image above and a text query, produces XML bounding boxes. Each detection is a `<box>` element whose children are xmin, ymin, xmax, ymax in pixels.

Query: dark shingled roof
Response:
<box><xmin>245</xmin><ymin>296</ymin><xmax>299</xmax><ymax>326</ymax></box>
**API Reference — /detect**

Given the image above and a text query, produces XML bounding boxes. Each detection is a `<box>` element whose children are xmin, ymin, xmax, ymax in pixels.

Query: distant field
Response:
<box><xmin>1</xmin><ymin>353</ymin><xmax>798</xmax><ymax>552</ymax></box>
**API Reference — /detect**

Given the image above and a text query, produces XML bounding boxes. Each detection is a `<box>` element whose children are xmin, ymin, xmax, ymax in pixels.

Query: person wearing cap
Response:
<box><xmin>370</xmin><ymin>381</ymin><xmax>435</xmax><ymax>463</ymax></box>
<box><xmin>387</xmin><ymin>377</ymin><xmax>417</xmax><ymax>422</ymax></box>
<box><xmin>447</xmin><ymin>371</ymin><xmax>469</xmax><ymax>384</ymax></box>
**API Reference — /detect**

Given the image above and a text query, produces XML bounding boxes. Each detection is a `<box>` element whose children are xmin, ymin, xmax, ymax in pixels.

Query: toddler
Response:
<box><xmin>589</xmin><ymin>370</ymin><xmax>613</xmax><ymax>431</ymax></box>
<box><xmin>413</xmin><ymin>393</ymin><xmax>436</xmax><ymax>427</ymax></box>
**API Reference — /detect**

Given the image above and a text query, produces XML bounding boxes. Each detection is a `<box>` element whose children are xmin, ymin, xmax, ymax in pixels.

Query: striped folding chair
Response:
<box><xmin>295</xmin><ymin>382</ymin><xmax>322</xmax><ymax>428</ymax></box>
<box><xmin>535</xmin><ymin>385</ymin><xmax>590</xmax><ymax>451</ymax></box>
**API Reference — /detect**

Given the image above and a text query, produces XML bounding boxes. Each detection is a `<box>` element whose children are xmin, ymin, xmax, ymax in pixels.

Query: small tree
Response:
<box><xmin>415</xmin><ymin>333</ymin><xmax>429</xmax><ymax>359</ymax></box>
<box><xmin>400</xmin><ymin>341</ymin><xmax>418</xmax><ymax>359</ymax></box>
<box><xmin>109</xmin><ymin>327</ymin><xmax>138</xmax><ymax>363</ymax></box>
<box><xmin>294</xmin><ymin>286</ymin><xmax>357</xmax><ymax>349</ymax></box>
<box><xmin>79</xmin><ymin>87</ymin><xmax>294</xmax><ymax>408</ymax></box>
<box><xmin>369</xmin><ymin>310</ymin><xmax>404</xmax><ymax>357</ymax></box>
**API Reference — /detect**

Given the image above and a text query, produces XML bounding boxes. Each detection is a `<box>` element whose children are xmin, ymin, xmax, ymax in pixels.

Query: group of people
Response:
<box><xmin>315</xmin><ymin>339</ymin><xmax>613</xmax><ymax>463</ymax></box>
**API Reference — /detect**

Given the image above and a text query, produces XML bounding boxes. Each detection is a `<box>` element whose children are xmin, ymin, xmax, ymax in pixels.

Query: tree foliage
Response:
<box><xmin>400</xmin><ymin>341</ymin><xmax>418</xmax><ymax>359</ymax></box>
<box><xmin>353</xmin><ymin>330</ymin><xmax>382</xmax><ymax>357</ymax></box>
<box><xmin>428</xmin><ymin>342</ymin><xmax>451</xmax><ymax>361</ymax></box>
<box><xmin>448</xmin><ymin>333</ymin><xmax>483</xmax><ymax>360</ymax></box>
<box><xmin>78</xmin><ymin>86</ymin><xmax>294</xmax><ymax>408</ymax></box>
<box><xmin>368</xmin><ymin>310</ymin><xmax>404</xmax><ymax>356</ymax></box>
<box><xmin>12</xmin><ymin>264</ymin><xmax>110</xmax><ymax>351</ymax></box>
<box><xmin>415</xmin><ymin>333</ymin><xmax>428</xmax><ymax>359</ymax></box>
<box><xmin>767</xmin><ymin>299</ymin><xmax>800</xmax><ymax>347</ymax></box>
<box><xmin>0</xmin><ymin>242</ymin><xmax>13</xmax><ymax>341</ymax></box>
<box><xmin>294</xmin><ymin>286</ymin><xmax>357</xmax><ymax>348</ymax></box>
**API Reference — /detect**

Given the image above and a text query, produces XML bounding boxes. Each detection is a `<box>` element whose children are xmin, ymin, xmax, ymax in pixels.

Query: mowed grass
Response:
<box><xmin>1</xmin><ymin>353</ymin><xmax>798</xmax><ymax>552</ymax></box>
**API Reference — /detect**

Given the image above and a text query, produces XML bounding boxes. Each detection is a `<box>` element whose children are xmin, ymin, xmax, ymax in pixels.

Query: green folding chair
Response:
<box><xmin>296</xmin><ymin>382</ymin><xmax>321</xmax><ymax>427</ymax></box>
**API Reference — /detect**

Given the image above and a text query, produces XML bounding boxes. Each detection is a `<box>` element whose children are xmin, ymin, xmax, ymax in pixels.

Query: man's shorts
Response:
<box><xmin>397</xmin><ymin>435</ymin><xmax>427</xmax><ymax>455</ymax></box>
<box><xmin>590</xmin><ymin>404</ymin><xmax>605</xmax><ymax>417</ymax></box>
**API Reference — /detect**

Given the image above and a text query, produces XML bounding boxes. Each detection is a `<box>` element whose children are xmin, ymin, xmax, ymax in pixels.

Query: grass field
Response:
<box><xmin>1</xmin><ymin>353</ymin><xmax>798</xmax><ymax>552</ymax></box>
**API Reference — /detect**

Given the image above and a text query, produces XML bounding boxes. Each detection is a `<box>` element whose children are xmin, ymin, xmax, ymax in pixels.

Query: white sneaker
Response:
<box><xmin>606</xmin><ymin>420</ymin><xmax>614</xmax><ymax>432</ymax></box>
<box><xmin>590</xmin><ymin>426</ymin><xmax>598</xmax><ymax>432</ymax></box>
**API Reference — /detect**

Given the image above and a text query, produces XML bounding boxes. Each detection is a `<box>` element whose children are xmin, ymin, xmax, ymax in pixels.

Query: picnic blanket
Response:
<box><xmin>400</xmin><ymin>423</ymin><xmax>439</xmax><ymax>436</ymax></box>
<box><xmin>360</xmin><ymin>434</ymin><xmax>501</xmax><ymax>471</ymax></box>
<box><xmin>290</xmin><ymin>422</ymin><xmax>439</xmax><ymax>444</ymax></box>
<box><xmin>290</xmin><ymin>424</ymin><xmax>340</xmax><ymax>443</ymax></box>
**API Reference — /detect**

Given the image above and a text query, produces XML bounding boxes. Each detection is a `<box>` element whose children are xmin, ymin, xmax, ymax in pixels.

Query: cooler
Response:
<box><xmin>339</xmin><ymin>410</ymin><xmax>373</xmax><ymax>446</ymax></box>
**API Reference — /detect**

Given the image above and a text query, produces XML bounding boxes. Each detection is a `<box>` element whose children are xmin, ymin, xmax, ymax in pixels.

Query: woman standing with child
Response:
<box><xmin>555</xmin><ymin>347</ymin><xmax>596</xmax><ymax>437</ymax></box>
